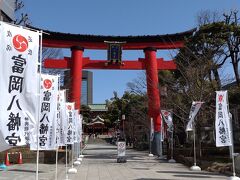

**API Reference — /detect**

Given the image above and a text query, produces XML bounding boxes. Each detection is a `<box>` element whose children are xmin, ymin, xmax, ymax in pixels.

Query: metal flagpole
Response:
<box><xmin>55</xmin><ymin>75</ymin><xmax>60</xmax><ymax>180</ymax></box>
<box><xmin>77</xmin><ymin>143</ymin><xmax>80</xmax><ymax>159</ymax></box>
<box><xmin>67</xmin><ymin>144</ymin><xmax>77</xmax><ymax>173</ymax></box>
<box><xmin>149</xmin><ymin>118</ymin><xmax>153</xmax><ymax>157</ymax></box>
<box><xmin>76</xmin><ymin>142</ymin><xmax>82</xmax><ymax>163</ymax></box>
<box><xmin>190</xmin><ymin>125</ymin><xmax>201</xmax><ymax>171</ymax></box>
<box><xmin>71</xmin><ymin>144</ymin><xmax>74</xmax><ymax>168</ymax></box>
<box><xmin>36</xmin><ymin>30</ymin><xmax>43</xmax><ymax>180</ymax></box>
<box><xmin>79</xmin><ymin>124</ymin><xmax>84</xmax><ymax>158</ymax></box>
<box><xmin>149</xmin><ymin>134</ymin><xmax>152</xmax><ymax>155</ymax></box>
<box><xmin>74</xmin><ymin>142</ymin><xmax>82</xmax><ymax>165</ymax></box>
<box><xmin>80</xmin><ymin>141</ymin><xmax>83</xmax><ymax>156</ymax></box>
<box><xmin>171</xmin><ymin>132</ymin><xmax>174</xmax><ymax>159</ymax></box>
<box><xmin>228</xmin><ymin>113</ymin><xmax>240</xmax><ymax>179</ymax></box>
<box><xmin>193</xmin><ymin>127</ymin><xmax>197</xmax><ymax>166</ymax></box>
<box><xmin>168</xmin><ymin>129</ymin><xmax>176</xmax><ymax>163</ymax></box>
<box><xmin>55</xmin><ymin>148</ymin><xmax>58</xmax><ymax>180</ymax></box>
<box><xmin>231</xmin><ymin>142</ymin><xmax>236</xmax><ymax>177</ymax></box>
<box><xmin>65</xmin><ymin>145</ymin><xmax>69</xmax><ymax>180</ymax></box>
<box><xmin>72</xmin><ymin>144</ymin><xmax>74</xmax><ymax>167</ymax></box>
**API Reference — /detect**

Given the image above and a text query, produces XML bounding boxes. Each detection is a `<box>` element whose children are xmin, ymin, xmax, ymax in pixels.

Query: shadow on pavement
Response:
<box><xmin>134</xmin><ymin>178</ymin><xmax>174</xmax><ymax>180</ymax></box>
<box><xmin>85</xmin><ymin>154</ymin><xmax>116</xmax><ymax>159</ymax></box>
<box><xmin>131</xmin><ymin>167</ymin><xmax>150</xmax><ymax>170</ymax></box>
<box><xmin>173</xmin><ymin>174</ymin><xmax>212</xmax><ymax>178</ymax></box>
<box><xmin>8</xmin><ymin>169</ymin><xmax>44</xmax><ymax>173</ymax></box>
<box><xmin>156</xmin><ymin>170</ymin><xmax>222</xmax><ymax>176</ymax></box>
<box><xmin>86</xmin><ymin>147</ymin><xmax>117</xmax><ymax>151</ymax></box>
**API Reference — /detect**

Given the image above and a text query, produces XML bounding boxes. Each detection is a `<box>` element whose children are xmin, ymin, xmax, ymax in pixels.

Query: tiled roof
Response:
<box><xmin>28</xmin><ymin>26</ymin><xmax>196</xmax><ymax>43</ymax></box>
<box><xmin>88</xmin><ymin>104</ymin><xmax>107</xmax><ymax>111</ymax></box>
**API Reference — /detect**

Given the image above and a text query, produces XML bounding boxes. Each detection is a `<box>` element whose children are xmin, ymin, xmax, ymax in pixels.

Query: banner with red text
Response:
<box><xmin>30</xmin><ymin>74</ymin><xmax>58</xmax><ymax>150</ymax></box>
<box><xmin>0</xmin><ymin>22</ymin><xmax>41</xmax><ymax>146</ymax></box>
<box><xmin>215</xmin><ymin>91</ymin><xmax>232</xmax><ymax>147</ymax></box>
<box><xmin>65</xmin><ymin>102</ymin><xmax>74</xmax><ymax>145</ymax></box>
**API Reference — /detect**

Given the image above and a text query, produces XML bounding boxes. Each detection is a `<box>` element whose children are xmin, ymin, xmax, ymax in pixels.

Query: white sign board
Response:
<box><xmin>117</xmin><ymin>141</ymin><xmax>126</xmax><ymax>157</ymax></box>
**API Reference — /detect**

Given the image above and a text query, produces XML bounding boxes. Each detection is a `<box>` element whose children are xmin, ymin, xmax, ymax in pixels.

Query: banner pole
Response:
<box><xmin>171</xmin><ymin>131</ymin><xmax>174</xmax><ymax>159</ymax></box>
<box><xmin>80</xmin><ymin>140</ymin><xmax>82</xmax><ymax>155</ymax></box>
<box><xmin>36</xmin><ymin>30</ymin><xmax>43</xmax><ymax>180</ymax></box>
<box><xmin>67</xmin><ymin>143</ymin><xmax>77</xmax><ymax>173</ymax></box>
<box><xmin>55</xmin><ymin>75</ymin><xmax>60</xmax><ymax>180</ymax></box>
<box><xmin>231</xmin><ymin>144</ymin><xmax>236</xmax><ymax>177</ymax></box>
<box><xmin>193</xmin><ymin>127</ymin><xmax>196</xmax><ymax>166</ymax></box>
<box><xmin>71</xmin><ymin>144</ymin><xmax>74</xmax><ymax>168</ymax></box>
<box><xmin>226</xmin><ymin>94</ymin><xmax>240</xmax><ymax>180</ymax></box>
<box><xmin>168</xmin><ymin>130</ymin><xmax>176</xmax><ymax>163</ymax></box>
<box><xmin>149</xmin><ymin>118</ymin><xmax>153</xmax><ymax>157</ymax></box>
<box><xmin>149</xmin><ymin>134</ymin><xmax>152</xmax><ymax>154</ymax></box>
<box><xmin>190</xmin><ymin>125</ymin><xmax>201</xmax><ymax>171</ymax></box>
<box><xmin>65</xmin><ymin>145</ymin><xmax>69</xmax><ymax>180</ymax></box>
<box><xmin>229</xmin><ymin>113</ymin><xmax>238</xmax><ymax>179</ymax></box>
<box><xmin>55</xmin><ymin>148</ymin><xmax>58</xmax><ymax>180</ymax></box>
<box><xmin>78</xmin><ymin>142</ymin><xmax>80</xmax><ymax>158</ymax></box>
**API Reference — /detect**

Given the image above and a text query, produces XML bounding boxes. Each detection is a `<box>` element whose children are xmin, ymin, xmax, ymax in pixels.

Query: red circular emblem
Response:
<box><xmin>43</xmin><ymin>79</ymin><xmax>52</xmax><ymax>89</ymax></box>
<box><xmin>164</xmin><ymin>111</ymin><xmax>169</xmax><ymax>116</ymax></box>
<box><xmin>67</xmin><ymin>105</ymin><xmax>72</xmax><ymax>110</ymax></box>
<box><xmin>218</xmin><ymin>95</ymin><xmax>223</xmax><ymax>102</ymax></box>
<box><xmin>12</xmin><ymin>34</ymin><xmax>28</xmax><ymax>52</ymax></box>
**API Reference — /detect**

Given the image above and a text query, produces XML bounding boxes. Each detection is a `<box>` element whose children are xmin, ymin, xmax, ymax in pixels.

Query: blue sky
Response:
<box><xmin>23</xmin><ymin>0</ymin><xmax>239</xmax><ymax>103</ymax></box>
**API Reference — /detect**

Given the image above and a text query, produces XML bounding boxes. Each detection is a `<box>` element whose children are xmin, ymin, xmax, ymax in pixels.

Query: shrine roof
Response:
<box><xmin>39</xmin><ymin>28</ymin><xmax>195</xmax><ymax>42</ymax></box>
<box><xmin>88</xmin><ymin>104</ymin><xmax>107</xmax><ymax>112</ymax></box>
<box><xmin>29</xmin><ymin>26</ymin><xmax>196</xmax><ymax>50</ymax></box>
<box><xmin>92</xmin><ymin>116</ymin><xmax>105</xmax><ymax>123</ymax></box>
<box><xmin>87</xmin><ymin>116</ymin><xmax>105</xmax><ymax>126</ymax></box>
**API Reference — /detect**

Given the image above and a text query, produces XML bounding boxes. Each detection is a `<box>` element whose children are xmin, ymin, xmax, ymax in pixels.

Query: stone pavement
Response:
<box><xmin>0</xmin><ymin>140</ymin><xmax>230</xmax><ymax>180</ymax></box>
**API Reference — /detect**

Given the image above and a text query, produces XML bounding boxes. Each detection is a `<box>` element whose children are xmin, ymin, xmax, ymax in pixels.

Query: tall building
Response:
<box><xmin>0</xmin><ymin>0</ymin><xmax>15</xmax><ymax>22</ymax></box>
<box><xmin>64</xmin><ymin>70</ymin><xmax>93</xmax><ymax>105</ymax></box>
<box><xmin>81</xmin><ymin>71</ymin><xmax>93</xmax><ymax>105</ymax></box>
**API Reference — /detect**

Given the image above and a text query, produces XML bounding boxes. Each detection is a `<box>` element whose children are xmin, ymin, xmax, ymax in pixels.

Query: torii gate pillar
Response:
<box><xmin>144</xmin><ymin>47</ymin><xmax>162</xmax><ymax>156</ymax></box>
<box><xmin>70</xmin><ymin>46</ymin><xmax>84</xmax><ymax>111</ymax></box>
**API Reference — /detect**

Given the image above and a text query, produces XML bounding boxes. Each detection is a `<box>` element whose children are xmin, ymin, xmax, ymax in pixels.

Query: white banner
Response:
<box><xmin>73</xmin><ymin>110</ymin><xmax>78</xmax><ymax>143</ymax></box>
<box><xmin>30</xmin><ymin>74</ymin><xmax>58</xmax><ymax>150</ymax></box>
<box><xmin>161</xmin><ymin>110</ymin><xmax>173</xmax><ymax>132</ymax></box>
<box><xmin>65</xmin><ymin>102</ymin><xmax>74</xmax><ymax>145</ymax></box>
<box><xmin>78</xmin><ymin>114</ymin><xmax>83</xmax><ymax>143</ymax></box>
<box><xmin>161</xmin><ymin>116</ymin><xmax>164</xmax><ymax>142</ymax></box>
<box><xmin>150</xmin><ymin>118</ymin><xmax>154</xmax><ymax>141</ymax></box>
<box><xmin>186</xmin><ymin>101</ymin><xmax>203</xmax><ymax>131</ymax></box>
<box><xmin>0</xmin><ymin>22</ymin><xmax>40</xmax><ymax>146</ymax></box>
<box><xmin>215</xmin><ymin>91</ymin><xmax>232</xmax><ymax>147</ymax></box>
<box><xmin>55</xmin><ymin>91</ymin><xmax>61</xmax><ymax>146</ymax></box>
<box><xmin>0</xmin><ymin>131</ymin><xmax>11</xmax><ymax>152</ymax></box>
<box><xmin>56</xmin><ymin>90</ymin><xmax>67</xmax><ymax>146</ymax></box>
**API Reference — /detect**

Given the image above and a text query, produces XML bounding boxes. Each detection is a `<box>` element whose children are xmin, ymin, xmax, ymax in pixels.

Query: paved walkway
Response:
<box><xmin>0</xmin><ymin>140</ymin><xmax>230</xmax><ymax>180</ymax></box>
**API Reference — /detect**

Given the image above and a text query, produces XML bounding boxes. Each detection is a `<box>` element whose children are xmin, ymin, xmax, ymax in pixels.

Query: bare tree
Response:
<box><xmin>223</xmin><ymin>10</ymin><xmax>240</xmax><ymax>86</ymax></box>
<box><xmin>14</xmin><ymin>0</ymin><xmax>30</xmax><ymax>25</ymax></box>
<box><xmin>196</xmin><ymin>10</ymin><xmax>221</xmax><ymax>26</ymax></box>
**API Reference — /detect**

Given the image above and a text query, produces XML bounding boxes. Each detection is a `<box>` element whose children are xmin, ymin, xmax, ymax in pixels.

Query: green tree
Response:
<box><xmin>80</xmin><ymin>104</ymin><xmax>91</xmax><ymax>123</ymax></box>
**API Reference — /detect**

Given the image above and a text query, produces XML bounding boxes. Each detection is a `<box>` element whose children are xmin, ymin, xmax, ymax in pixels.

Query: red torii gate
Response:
<box><xmin>41</xmin><ymin>28</ymin><xmax>194</xmax><ymax>154</ymax></box>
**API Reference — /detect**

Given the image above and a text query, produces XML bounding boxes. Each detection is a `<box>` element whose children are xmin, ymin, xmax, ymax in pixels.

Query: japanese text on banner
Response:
<box><xmin>0</xmin><ymin>22</ymin><xmax>40</xmax><ymax>146</ymax></box>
